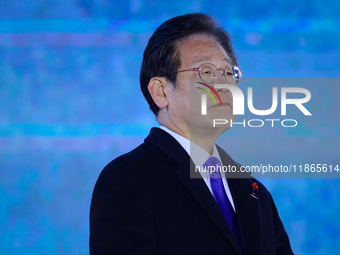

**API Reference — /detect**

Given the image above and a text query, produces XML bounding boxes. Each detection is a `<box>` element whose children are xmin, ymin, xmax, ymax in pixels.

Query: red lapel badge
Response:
<box><xmin>250</xmin><ymin>182</ymin><xmax>259</xmax><ymax>199</ymax></box>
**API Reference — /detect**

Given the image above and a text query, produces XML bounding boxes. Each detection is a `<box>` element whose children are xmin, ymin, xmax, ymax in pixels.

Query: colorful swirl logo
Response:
<box><xmin>196</xmin><ymin>82</ymin><xmax>223</xmax><ymax>106</ymax></box>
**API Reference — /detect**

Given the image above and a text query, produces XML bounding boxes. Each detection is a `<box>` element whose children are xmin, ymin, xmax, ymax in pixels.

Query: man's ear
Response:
<box><xmin>147</xmin><ymin>77</ymin><xmax>170</xmax><ymax>109</ymax></box>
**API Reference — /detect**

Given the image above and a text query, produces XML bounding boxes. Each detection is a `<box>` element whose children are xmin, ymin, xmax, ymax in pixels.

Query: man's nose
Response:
<box><xmin>214</xmin><ymin>77</ymin><xmax>230</xmax><ymax>94</ymax></box>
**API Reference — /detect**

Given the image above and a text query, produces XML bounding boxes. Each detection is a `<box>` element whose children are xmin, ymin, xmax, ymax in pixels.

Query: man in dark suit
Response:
<box><xmin>90</xmin><ymin>13</ymin><xmax>294</xmax><ymax>254</ymax></box>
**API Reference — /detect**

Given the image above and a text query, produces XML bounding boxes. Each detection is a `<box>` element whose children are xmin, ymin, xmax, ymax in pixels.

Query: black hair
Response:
<box><xmin>140</xmin><ymin>13</ymin><xmax>238</xmax><ymax>115</ymax></box>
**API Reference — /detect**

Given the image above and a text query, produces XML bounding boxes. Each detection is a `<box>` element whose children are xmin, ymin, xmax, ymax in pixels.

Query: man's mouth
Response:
<box><xmin>208</xmin><ymin>101</ymin><xmax>233</xmax><ymax>108</ymax></box>
<box><xmin>220</xmin><ymin>101</ymin><xmax>232</xmax><ymax>107</ymax></box>
<box><xmin>209</xmin><ymin>101</ymin><xmax>232</xmax><ymax>108</ymax></box>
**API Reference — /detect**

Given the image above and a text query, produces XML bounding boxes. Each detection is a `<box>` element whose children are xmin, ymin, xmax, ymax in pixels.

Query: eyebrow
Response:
<box><xmin>192</xmin><ymin>57</ymin><xmax>230</xmax><ymax>64</ymax></box>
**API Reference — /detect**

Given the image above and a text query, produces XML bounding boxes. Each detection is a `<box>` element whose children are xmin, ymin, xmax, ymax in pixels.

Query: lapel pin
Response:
<box><xmin>250</xmin><ymin>182</ymin><xmax>258</xmax><ymax>199</ymax></box>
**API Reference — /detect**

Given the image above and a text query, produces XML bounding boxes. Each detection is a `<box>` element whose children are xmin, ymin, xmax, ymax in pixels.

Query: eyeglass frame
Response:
<box><xmin>175</xmin><ymin>63</ymin><xmax>244</xmax><ymax>85</ymax></box>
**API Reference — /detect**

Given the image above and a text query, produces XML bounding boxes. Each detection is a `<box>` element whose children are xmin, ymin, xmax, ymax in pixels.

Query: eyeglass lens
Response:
<box><xmin>199</xmin><ymin>64</ymin><xmax>242</xmax><ymax>85</ymax></box>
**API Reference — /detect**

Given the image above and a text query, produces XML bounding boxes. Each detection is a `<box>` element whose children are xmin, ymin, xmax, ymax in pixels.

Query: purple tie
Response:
<box><xmin>204</xmin><ymin>157</ymin><xmax>244</xmax><ymax>252</ymax></box>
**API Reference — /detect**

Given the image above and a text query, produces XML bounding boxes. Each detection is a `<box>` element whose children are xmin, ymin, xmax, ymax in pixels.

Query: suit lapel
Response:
<box><xmin>228</xmin><ymin>178</ymin><xmax>262</xmax><ymax>255</ymax></box>
<box><xmin>175</xmin><ymin>159</ymin><xmax>245</xmax><ymax>255</ymax></box>
<box><xmin>217</xmin><ymin>146</ymin><xmax>263</xmax><ymax>255</ymax></box>
<box><xmin>145</xmin><ymin>128</ymin><xmax>261</xmax><ymax>255</ymax></box>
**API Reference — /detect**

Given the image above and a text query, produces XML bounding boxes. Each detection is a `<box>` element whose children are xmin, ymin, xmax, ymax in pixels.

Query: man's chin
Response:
<box><xmin>190</xmin><ymin>120</ymin><xmax>232</xmax><ymax>137</ymax></box>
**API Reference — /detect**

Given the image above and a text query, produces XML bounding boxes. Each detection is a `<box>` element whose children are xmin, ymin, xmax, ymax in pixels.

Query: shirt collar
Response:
<box><xmin>159</xmin><ymin>126</ymin><xmax>222</xmax><ymax>168</ymax></box>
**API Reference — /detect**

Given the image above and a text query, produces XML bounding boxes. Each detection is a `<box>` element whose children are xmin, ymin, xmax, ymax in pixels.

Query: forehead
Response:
<box><xmin>177</xmin><ymin>34</ymin><xmax>230</xmax><ymax>65</ymax></box>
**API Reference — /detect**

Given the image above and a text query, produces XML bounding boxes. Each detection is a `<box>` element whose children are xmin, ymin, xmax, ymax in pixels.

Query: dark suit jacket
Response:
<box><xmin>90</xmin><ymin>127</ymin><xmax>294</xmax><ymax>254</ymax></box>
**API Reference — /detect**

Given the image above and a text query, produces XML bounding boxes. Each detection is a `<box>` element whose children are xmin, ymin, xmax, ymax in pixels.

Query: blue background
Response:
<box><xmin>0</xmin><ymin>0</ymin><xmax>339</xmax><ymax>254</ymax></box>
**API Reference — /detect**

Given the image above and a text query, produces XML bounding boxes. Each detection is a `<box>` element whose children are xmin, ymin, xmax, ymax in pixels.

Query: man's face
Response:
<box><xmin>167</xmin><ymin>34</ymin><xmax>236</xmax><ymax>139</ymax></box>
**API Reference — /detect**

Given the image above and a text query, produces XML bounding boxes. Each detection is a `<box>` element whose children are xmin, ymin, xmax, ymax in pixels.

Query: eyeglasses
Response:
<box><xmin>175</xmin><ymin>63</ymin><xmax>243</xmax><ymax>85</ymax></box>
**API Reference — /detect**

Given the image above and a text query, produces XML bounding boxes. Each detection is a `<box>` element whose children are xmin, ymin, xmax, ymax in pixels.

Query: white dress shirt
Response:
<box><xmin>160</xmin><ymin>126</ymin><xmax>235</xmax><ymax>211</ymax></box>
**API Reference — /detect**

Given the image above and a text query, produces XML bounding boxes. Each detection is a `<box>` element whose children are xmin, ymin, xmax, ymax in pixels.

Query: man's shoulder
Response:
<box><xmin>98</xmin><ymin>127</ymin><xmax>187</xmax><ymax>179</ymax></box>
<box><xmin>101</xmin><ymin>140</ymin><xmax>161</xmax><ymax>176</ymax></box>
<box><xmin>93</xmin><ymin>128</ymin><xmax>188</xmax><ymax>194</ymax></box>
<box><xmin>92</xmin><ymin>141</ymin><xmax>161</xmax><ymax>196</ymax></box>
